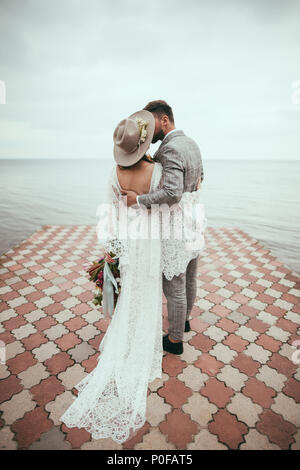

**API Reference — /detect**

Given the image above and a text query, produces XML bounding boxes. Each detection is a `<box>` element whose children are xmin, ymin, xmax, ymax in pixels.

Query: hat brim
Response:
<box><xmin>113</xmin><ymin>109</ymin><xmax>155</xmax><ymax>167</ymax></box>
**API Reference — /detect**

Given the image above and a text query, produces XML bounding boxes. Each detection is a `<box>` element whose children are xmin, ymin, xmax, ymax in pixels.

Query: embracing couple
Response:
<box><xmin>60</xmin><ymin>100</ymin><xmax>207</xmax><ymax>444</ymax></box>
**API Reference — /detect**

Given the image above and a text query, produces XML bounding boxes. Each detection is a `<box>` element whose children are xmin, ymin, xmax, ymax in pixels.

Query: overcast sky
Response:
<box><xmin>0</xmin><ymin>0</ymin><xmax>299</xmax><ymax>160</ymax></box>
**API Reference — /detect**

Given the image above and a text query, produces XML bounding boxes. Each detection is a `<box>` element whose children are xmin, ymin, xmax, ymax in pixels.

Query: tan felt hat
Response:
<box><xmin>113</xmin><ymin>109</ymin><xmax>155</xmax><ymax>166</ymax></box>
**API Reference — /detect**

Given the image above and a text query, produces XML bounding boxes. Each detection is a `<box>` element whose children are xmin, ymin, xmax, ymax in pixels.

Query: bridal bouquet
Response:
<box><xmin>86</xmin><ymin>252</ymin><xmax>121</xmax><ymax>317</ymax></box>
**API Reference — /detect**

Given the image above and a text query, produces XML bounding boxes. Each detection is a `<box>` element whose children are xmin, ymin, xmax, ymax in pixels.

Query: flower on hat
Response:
<box><xmin>135</xmin><ymin>117</ymin><xmax>148</xmax><ymax>143</ymax></box>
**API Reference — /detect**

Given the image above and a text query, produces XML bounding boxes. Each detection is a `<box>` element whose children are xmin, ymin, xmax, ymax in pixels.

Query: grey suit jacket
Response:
<box><xmin>138</xmin><ymin>130</ymin><xmax>204</xmax><ymax>208</ymax></box>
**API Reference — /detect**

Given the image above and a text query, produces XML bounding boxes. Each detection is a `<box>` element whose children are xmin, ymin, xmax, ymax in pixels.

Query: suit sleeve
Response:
<box><xmin>137</xmin><ymin>147</ymin><xmax>184</xmax><ymax>208</ymax></box>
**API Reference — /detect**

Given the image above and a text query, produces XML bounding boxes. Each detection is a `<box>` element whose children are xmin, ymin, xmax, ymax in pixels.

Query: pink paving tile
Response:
<box><xmin>12</xmin><ymin>407</ymin><xmax>53</xmax><ymax>449</ymax></box>
<box><xmin>159</xmin><ymin>410</ymin><xmax>199</xmax><ymax>449</ymax></box>
<box><xmin>25</xmin><ymin>291</ymin><xmax>45</xmax><ymax>302</ymax></box>
<box><xmin>282</xmin><ymin>377</ymin><xmax>300</xmax><ymax>403</ymax></box>
<box><xmin>189</xmin><ymin>317</ymin><xmax>210</xmax><ymax>333</ymax></box>
<box><xmin>0</xmin><ymin>330</ymin><xmax>15</xmax><ymax>345</ymax></box>
<box><xmin>256</xmin><ymin>409</ymin><xmax>297</xmax><ymax>450</ymax></box>
<box><xmin>242</xmin><ymin>377</ymin><xmax>276</xmax><ymax>408</ymax></box>
<box><xmin>15</xmin><ymin>302</ymin><xmax>37</xmax><ymax>316</ymax></box>
<box><xmin>81</xmin><ymin>352</ymin><xmax>100</xmax><ymax>373</ymax></box>
<box><xmin>21</xmin><ymin>332</ymin><xmax>48</xmax><ymax>350</ymax></box>
<box><xmin>267</xmin><ymin>353</ymin><xmax>298</xmax><ymax>378</ymax></box>
<box><xmin>3</xmin><ymin>316</ymin><xmax>27</xmax><ymax>332</ymax></box>
<box><xmin>208</xmin><ymin>409</ymin><xmax>248</xmax><ymax>449</ymax></box>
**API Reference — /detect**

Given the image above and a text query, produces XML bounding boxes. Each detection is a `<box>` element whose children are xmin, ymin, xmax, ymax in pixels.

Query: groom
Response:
<box><xmin>121</xmin><ymin>100</ymin><xmax>204</xmax><ymax>355</ymax></box>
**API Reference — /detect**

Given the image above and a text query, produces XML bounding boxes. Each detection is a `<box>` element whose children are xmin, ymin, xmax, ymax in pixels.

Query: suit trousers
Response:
<box><xmin>163</xmin><ymin>255</ymin><xmax>199</xmax><ymax>341</ymax></box>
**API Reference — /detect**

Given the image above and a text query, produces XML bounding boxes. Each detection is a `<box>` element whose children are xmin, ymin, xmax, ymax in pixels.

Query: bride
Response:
<box><xmin>60</xmin><ymin>110</ymin><xmax>206</xmax><ymax>444</ymax></box>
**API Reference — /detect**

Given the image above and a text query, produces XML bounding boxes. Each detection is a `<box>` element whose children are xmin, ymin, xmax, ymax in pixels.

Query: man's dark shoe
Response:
<box><xmin>184</xmin><ymin>320</ymin><xmax>191</xmax><ymax>332</ymax></box>
<box><xmin>163</xmin><ymin>334</ymin><xmax>183</xmax><ymax>355</ymax></box>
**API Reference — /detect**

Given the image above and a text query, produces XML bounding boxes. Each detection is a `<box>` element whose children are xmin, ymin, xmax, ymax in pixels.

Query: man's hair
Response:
<box><xmin>143</xmin><ymin>100</ymin><xmax>175</xmax><ymax>124</ymax></box>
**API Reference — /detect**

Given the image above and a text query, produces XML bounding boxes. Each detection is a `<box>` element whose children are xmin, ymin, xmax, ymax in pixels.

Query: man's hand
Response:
<box><xmin>121</xmin><ymin>190</ymin><xmax>138</xmax><ymax>207</ymax></box>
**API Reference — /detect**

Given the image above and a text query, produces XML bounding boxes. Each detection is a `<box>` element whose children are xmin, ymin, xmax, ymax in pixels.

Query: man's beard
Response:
<box><xmin>152</xmin><ymin>129</ymin><xmax>165</xmax><ymax>143</ymax></box>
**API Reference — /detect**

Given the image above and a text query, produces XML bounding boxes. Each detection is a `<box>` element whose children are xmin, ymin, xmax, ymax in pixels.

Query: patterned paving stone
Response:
<box><xmin>271</xmin><ymin>393</ymin><xmax>300</xmax><ymax>427</ymax></box>
<box><xmin>200</xmin><ymin>377</ymin><xmax>235</xmax><ymax>407</ymax></box>
<box><xmin>256</xmin><ymin>409</ymin><xmax>297</xmax><ymax>449</ymax></box>
<box><xmin>159</xmin><ymin>409</ymin><xmax>199</xmax><ymax>449</ymax></box>
<box><xmin>81</xmin><ymin>437</ymin><xmax>123</xmax><ymax>450</ymax></box>
<box><xmin>208</xmin><ymin>409</ymin><xmax>249</xmax><ymax>449</ymax></box>
<box><xmin>31</xmin><ymin>375</ymin><xmax>65</xmax><ymax>406</ymax></box>
<box><xmin>182</xmin><ymin>393</ymin><xmax>218</xmax><ymax>426</ymax></box>
<box><xmin>256</xmin><ymin>364</ymin><xmax>287</xmax><ymax>392</ymax></box>
<box><xmin>177</xmin><ymin>365</ymin><xmax>209</xmax><ymax>391</ymax></box>
<box><xmin>135</xmin><ymin>428</ymin><xmax>176</xmax><ymax>450</ymax></box>
<box><xmin>11</xmin><ymin>406</ymin><xmax>53</xmax><ymax>449</ymax></box>
<box><xmin>227</xmin><ymin>393</ymin><xmax>263</xmax><ymax>427</ymax></box>
<box><xmin>67</xmin><ymin>342</ymin><xmax>95</xmax><ymax>363</ymax></box>
<box><xmin>18</xmin><ymin>362</ymin><xmax>50</xmax><ymax>388</ymax></box>
<box><xmin>146</xmin><ymin>393</ymin><xmax>172</xmax><ymax>427</ymax></box>
<box><xmin>187</xmin><ymin>429</ymin><xmax>227</xmax><ymax>450</ymax></box>
<box><xmin>217</xmin><ymin>364</ymin><xmax>248</xmax><ymax>391</ymax></box>
<box><xmin>203</xmin><ymin>325</ymin><xmax>228</xmax><ymax>342</ymax></box>
<box><xmin>194</xmin><ymin>353</ymin><xmax>224</xmax><ymax>376</ymax></box>
<box><xmin>28</xmin><ymin>426</ymin><xmax>72</xmax><ymax>450</ymax></box>
<box><xmin>61</xmin><ymin>423</ymin><xmax>91</xmax><ymax>449</ymax></box>
<box><xmin>242</xmin><ymin>377</ymin><xmax>276</xmax><ymax>408</ymax></box>
<box><xmin>239</xmin><ymin>429</ymin><xmax>281</xmax><ymax>450</ymax></box>
<box><xmin>0</xmin><ymin>389</ymin><xmax>36</xmax><ymax>425</ymax></box>
<box><xmin>45</xmin><ymin>390</ymin><xmax>75</xmax><ymax>426</ymax></box>
<box><xmin>0</xmin><ymin>426</ymin><xmax>18</xmax><ymax>450</ymax></box>
<box><xmin>158</xmin><ymin>377</ymin><xmax>193</xmax><ymax>408</ymax></box>
<box><xmin>57</xmin><ymin>364</ymin><xmax>87</xmax><ymax>390</ymax></box>
<box><xmin>209</xmin><ymin>343</ymin><xmax>238</xmax><ymax>364</ymax></box>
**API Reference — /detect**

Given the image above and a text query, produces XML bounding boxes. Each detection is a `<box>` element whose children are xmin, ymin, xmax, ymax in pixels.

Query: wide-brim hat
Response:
<box><xmin>113</xmin><ymin>109</ymin><xmax>155</xmax><ymax>167</ymax></box>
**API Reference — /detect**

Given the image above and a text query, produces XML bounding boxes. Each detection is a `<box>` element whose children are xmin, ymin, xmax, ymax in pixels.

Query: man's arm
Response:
<box><xmin>136</xmin><ymin>147</ymin><xmax>184</xmax><ymax>208</ymax></box>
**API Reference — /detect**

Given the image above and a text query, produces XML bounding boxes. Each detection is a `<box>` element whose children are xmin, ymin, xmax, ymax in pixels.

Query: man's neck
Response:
<box><xmin>162</xmin><ymin>128</ymin><xmax>176</xmax><ymax>141</ymax></box>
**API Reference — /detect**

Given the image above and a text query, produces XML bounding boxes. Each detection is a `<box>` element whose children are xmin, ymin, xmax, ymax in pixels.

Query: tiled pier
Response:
<box><xmin>0</xmin><ymin>225</ymin><xmax>299</xmax><ymax>450</ymax></box>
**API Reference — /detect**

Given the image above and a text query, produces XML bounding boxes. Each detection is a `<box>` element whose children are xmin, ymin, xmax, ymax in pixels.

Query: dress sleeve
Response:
<box><xmin>96</xmin><ymin>165</ymin><xmax>129</xmax><ymax>265</ymax></box>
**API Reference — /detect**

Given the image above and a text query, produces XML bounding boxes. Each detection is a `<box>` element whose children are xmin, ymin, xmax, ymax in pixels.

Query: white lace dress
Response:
<box><xmin>60</xmin><ymin>162</ymin><xmax>164</xmax><ymax>444</ymax></box>
<box><xmin>60</xmin><ymin>161</ymin><xmax>207</xmax><ymax>444</ymax></box>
